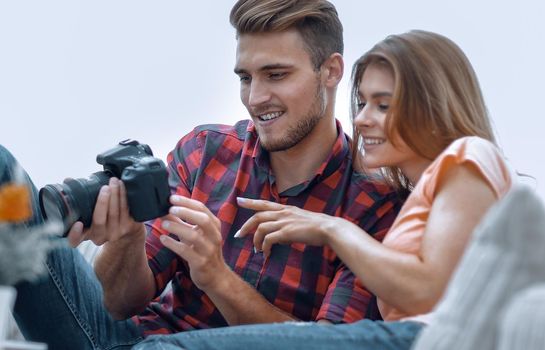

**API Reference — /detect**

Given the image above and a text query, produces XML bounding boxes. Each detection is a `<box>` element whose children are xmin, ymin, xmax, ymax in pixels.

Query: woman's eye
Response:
<box><xmin>378</xmin><ymin>104</ymin><xmax>390</xmax><ymax>112</ymax></box>
<box><xmin>357</xmin><ymin>102</ymin><xmax>366</xmax><ymax>110</ymax></box>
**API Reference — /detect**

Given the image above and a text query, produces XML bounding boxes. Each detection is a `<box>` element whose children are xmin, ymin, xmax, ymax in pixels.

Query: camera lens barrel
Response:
<box><xmin>38</xmin><ymin>171</ymin><xmax>112</xmax><ymax>236</ymax></box>
<box><xmin>39</xmin><ymin>183</ymin><xmax>78</xmax><ymax>236</ymax></box>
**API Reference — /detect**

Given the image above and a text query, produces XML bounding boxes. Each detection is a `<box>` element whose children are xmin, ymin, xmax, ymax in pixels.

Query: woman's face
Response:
<box><xmin>354</xmin><ymin>63</ymin><xmax>430</xmax><ymax>183</ymax></box>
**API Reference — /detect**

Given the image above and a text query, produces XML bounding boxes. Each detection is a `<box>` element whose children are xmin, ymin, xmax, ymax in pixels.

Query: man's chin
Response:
<box><xmin>260</xmin><ymin>138</ymin><xmax>297</xmax><ymax>153</ymax></box>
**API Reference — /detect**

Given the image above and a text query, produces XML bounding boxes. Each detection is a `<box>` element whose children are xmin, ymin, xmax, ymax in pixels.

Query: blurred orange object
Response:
<box><xmin>0</xmin><ymin>183</ymin><xmax>32</xmax><ymax>222</ymax></box>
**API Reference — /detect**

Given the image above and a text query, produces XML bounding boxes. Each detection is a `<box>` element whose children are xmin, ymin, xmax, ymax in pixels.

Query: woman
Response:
<box><xmin>135</xmin><ymin>30</ymin><xmax>515</xmax><ymax>349</ymax></box>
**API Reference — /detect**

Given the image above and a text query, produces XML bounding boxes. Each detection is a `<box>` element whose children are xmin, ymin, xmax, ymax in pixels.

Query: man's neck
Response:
<box><xmin>270</xmin><ymin>118</ymin><xmax>338</xmax><ymax>193</ymax></box>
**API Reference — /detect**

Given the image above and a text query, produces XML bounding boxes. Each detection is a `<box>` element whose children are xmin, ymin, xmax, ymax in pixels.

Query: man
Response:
<box><xmin>14</xmin><ymin>0</ymin><xmax>400</xmax><ymax>348</ymax></box>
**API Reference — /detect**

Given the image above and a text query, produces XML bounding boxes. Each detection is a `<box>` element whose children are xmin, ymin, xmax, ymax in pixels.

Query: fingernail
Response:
<box><xmin>162</xmin><ymin>221</ymin><xmax>170</xmax><ymax>229</ymax></box>
<box><xmin>234</xmin><ymin>230</ymin><xmax>242</xmax><ymax>238</ymax></box>
<box><xmin>73</xmin><ymin>221</ymin><xmax>83</xmax><ymax>234</ymax></box>
<box><xmin>159</xmin><ymin>235</ymin><xmax>167</xmax><ymax>243</ymax></box>
<box><xmin>170</xmin><ymin>207</ymin><xmax>182</xmax><ymax>215</ymax></box>
<box><xmin>171</xmin><ymin>195</ymin><xmax>183</xmax><ymax>203</ymax></box>
<box><xmin>253</xmin><ymin>246</ymin><xmax>257</xmax><ymax>254</ymax></box>
<box><xmin>236</xmin><ymin>197</ymin><xmax>248</xmax><ymax>204</ymax></box>
<box><xmin>100</xmin><ymin>186</ymin><xmax>110</xmax><ymax>195</ymax></box>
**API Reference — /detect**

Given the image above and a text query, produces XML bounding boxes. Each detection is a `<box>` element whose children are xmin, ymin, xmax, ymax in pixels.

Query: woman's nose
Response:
<box><xmin>353</xmin><ymin>105</ymin><xmax>374</xmax><ymax>129</ymax></box>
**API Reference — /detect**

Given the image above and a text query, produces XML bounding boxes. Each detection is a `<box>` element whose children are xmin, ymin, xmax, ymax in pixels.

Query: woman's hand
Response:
<box><xmin>235</xmin><ymin>197</ymin><xmax>340</xmax><ymax>258</ymax></box>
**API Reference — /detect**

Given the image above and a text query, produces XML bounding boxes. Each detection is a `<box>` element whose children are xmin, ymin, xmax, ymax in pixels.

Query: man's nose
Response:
<box><xmin>247</xmin><ymin>80</ymin><xmax>271</xmax><ymax>107</ymax></box>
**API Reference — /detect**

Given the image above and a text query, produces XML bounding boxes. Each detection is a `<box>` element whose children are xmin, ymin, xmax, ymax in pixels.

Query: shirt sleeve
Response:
<box><xmin>423</xmin><ymin>137</ymin><xmax>513</xmax><ymax>200</ymax></box>
<box><xmin>145</xmin><ymin>129</ymin><xmax>204</xmax><ymax>296</ymax></box>
<box><xmin>315</xmin><ymin>263</ymin><xmax>372</xmax><ymax>323</ymax></box>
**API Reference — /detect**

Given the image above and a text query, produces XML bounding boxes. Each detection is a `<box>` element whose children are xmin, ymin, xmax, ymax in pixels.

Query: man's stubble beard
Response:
<box><xmin>261</xmin><ymin>81</ymin><xmax>327</xmax><ymax>153</ymax></box>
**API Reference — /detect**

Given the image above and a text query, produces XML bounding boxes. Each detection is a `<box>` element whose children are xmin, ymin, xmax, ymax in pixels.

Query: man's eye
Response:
<box><xmin>269</xmin><ymin>72</ymin><xmax>286</xmax><ymax>80</ymax></box>
<box><xmin>239</xmin><ymin>75</ymin><xmax>251</xmax><ymax>83</ymax></box>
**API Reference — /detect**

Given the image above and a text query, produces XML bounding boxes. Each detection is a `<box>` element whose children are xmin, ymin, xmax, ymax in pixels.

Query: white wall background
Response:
<box><xmin>1</xmin><ymin>1</ymin><xmax>544</xmax><ymax>200</ymax></box>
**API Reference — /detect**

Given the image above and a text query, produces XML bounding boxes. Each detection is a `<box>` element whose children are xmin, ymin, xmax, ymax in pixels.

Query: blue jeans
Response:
<box><xmin>13</xmin><ymin>244</ymin><xmax>144</xmax><ymax>350</ymax></box>
<box><xmin>12</xmin><ymin>244</ymin><xmax>422</xmax><ymax>350</ymax></box>
<box><xmin>134</xmin><ymin>320</ymin><xmax>424</xmax><ymax>350</ymax></box>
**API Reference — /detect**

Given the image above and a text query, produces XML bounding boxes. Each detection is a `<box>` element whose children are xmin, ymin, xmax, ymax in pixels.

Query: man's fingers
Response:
<box><xmin>159</xmin><ymin>234</ymin><xmax>200</xmax><ymax>262</ymax></box>
<box><xmin>92</xmin><ymin>185</ymin><xmax>110</xmax><ymax>226</ymax></box>
<box><xmin>169</xmin><ymin>206</ymin><xmax>209</xmax><ymax>227</ymax></box>
<box><xmin>167</xmin><ymin>206</ymin><xmax>222</xmax><ymax>244</ymax></box>
<box><xmin>66</xmin><ymin>221</ymin><xmax>85</xmax><ymax>247</ymax></box>
<box><xmin>160</xmin><ymin>213</ymin><xmax>183</xmax><ymax>225</ymax></box>
<box><xmin>161</xmin><ymin>219</ymin><xmax>204</xmax><ymax>247</ymax></box>
<box><xmin>107</xmin><ymin>178</ymin><xmax>120</xmax><ymax>222</ymax></box>
<box><xmin>170</xmin><ymin>195</ymin><xmax>213</xmax><ymax>216</ymax></box>
<box><xmin>236</xmin><ymin>197</ymin><xmax>285</xmax><ymax>211</ymax></box>
<box><xmin>118</xmin><ymin>179</ymin><xmax>130</xmax><ymax>221</ymax></box>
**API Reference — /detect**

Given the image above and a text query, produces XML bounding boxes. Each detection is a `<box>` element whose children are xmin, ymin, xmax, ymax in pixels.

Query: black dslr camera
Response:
<box><xmin>39</xmin><ymin>139</ymin><xmax>171</xmax><ymax>236</ymax></box>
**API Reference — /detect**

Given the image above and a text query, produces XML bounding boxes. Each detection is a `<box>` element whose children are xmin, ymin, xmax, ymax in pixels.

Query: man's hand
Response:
<box><xmin>159</xmin><ymin>195</ymin><xmax>231</xmax><ymax>291</ymax></box>
<box><xmin>64</xmin><ymin>177</ymin><xmax>155</xmax><ymax>319</ymax></box>
<box><xmin>66</xmin><ymin>177</ymin><xmax>146</xmax><ymax>247</ymax></box>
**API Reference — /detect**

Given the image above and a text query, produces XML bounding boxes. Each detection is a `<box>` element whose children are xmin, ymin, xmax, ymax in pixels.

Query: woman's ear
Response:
<box><xmin>321</xmin><ymin>53</ymin><xmax>344</xmax><ymax>88</ymax></box>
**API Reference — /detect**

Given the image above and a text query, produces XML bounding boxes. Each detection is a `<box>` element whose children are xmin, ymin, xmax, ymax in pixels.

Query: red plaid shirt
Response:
<box><xmin>133</xmin><ymin>120</ymin><xmax>401</xmax><ymax>336</ymax></box>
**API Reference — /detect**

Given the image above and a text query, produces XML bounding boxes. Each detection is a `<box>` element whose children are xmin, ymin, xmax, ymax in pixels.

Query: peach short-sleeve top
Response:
<box><xmin>378</xmin><ymin>136</ymin><xmax>514</xmax><ymax>322</ymax></box>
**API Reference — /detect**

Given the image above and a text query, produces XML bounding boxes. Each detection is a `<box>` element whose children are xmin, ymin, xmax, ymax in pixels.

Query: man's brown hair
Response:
<box><xmin>230</xmin><ymin>0</ymin><xmax>343</xmax><ymax>69</ymax></box>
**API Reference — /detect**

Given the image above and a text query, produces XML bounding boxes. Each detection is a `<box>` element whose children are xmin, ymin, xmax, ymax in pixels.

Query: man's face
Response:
<box><xmin>234</xmin><ymin>30</ymin><xmax>327</xmax><ymax>152</ymax></box>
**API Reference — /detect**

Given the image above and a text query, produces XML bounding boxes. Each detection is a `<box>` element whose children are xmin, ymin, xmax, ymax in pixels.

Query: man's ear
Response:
<box><xmin>321</xmin><ymin>53</ymin><xmax>344</xmax><ymax>88</ymax></box>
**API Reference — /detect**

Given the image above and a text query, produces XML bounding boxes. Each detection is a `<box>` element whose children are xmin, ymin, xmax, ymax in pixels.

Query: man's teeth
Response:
<box><xmin>364</xmin><ymin>138</ymin><xmax>385</xmax><ymax>145</ymax></box>
<box><xmin>259</xmin><ymin>112</ymin><xmax>283</xmax><ymax>121</ymax></box>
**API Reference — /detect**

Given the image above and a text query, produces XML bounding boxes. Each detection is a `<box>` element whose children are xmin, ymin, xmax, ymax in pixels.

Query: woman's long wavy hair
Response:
<box><xmin>351</xmin><ymin>30</ymin><xmax>497</xmax><ymax>194</ymax></box>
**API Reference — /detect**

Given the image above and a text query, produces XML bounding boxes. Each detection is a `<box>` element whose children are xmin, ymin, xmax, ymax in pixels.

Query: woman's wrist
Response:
<box><xmin>320</xmin><ymin>215</ymin><xmax>341</xmax><ymax>246</ymax></box>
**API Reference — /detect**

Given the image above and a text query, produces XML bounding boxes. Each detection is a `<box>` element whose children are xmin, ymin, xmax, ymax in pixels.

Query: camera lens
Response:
<box><xmin>39</xmin><ymin>171</ymin><xmax>112</xmax><ymax>236</ymax></box>
<box><xmin>39</xmin><ymin>183</ymin><xmax>75</xmax><ymax>233</ymax></box>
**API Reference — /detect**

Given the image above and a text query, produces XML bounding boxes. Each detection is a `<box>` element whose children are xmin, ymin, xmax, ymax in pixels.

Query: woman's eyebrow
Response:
<box><xmin>371</xmin><ymin>92</ymin><xmax>393</xmax><ymax>98</ymax></box>
<box><xmin>358</xmin><ymin>91</ymin><xmax>392</xmax><ymax>99</ymax></box>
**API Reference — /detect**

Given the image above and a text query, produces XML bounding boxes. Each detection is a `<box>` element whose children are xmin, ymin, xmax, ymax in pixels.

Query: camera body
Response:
<box><xmin>39</xmin><ymin>139</ymin><xmax>171</xmax><ymax>235</ymax></box>
<box><xmin>98</xmin><ymin>139</ymin><xmax>170</xmax><ymax>221</ymax></box>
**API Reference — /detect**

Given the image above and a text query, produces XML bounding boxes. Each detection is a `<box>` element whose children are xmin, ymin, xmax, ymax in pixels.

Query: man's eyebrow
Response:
<box><xmin>234</xmin><ymin>64</ymin><xmax>293</xmax><ymax>75</ymax></box>
<box><xmin>260</xmin><ymin>63</ymin><xmax>293</xmax><ymax>70</ymax></box>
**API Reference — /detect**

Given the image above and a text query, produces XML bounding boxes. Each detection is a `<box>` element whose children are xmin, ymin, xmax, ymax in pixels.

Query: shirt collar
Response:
<box><xmin>249</xmin><ymin>119</ymin><xmax>351</xmax><ymax>194</ymax></box>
